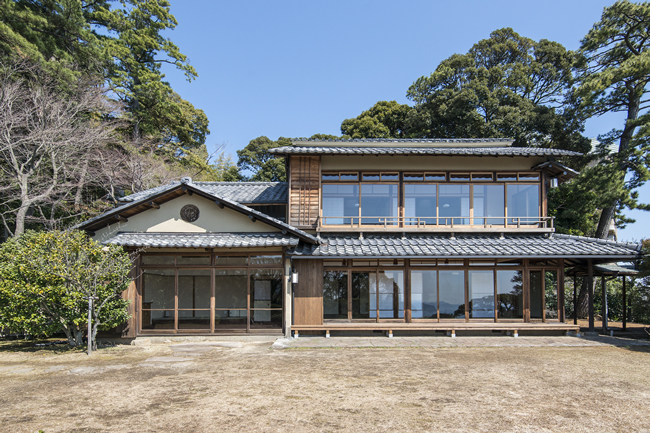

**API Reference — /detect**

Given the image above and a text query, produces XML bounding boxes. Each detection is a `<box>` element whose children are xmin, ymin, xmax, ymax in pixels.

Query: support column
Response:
<box><xmin>601</xmin><ymin>275</ymin><xmax>608</xmax><ymax>333</ymax></box>
<box><xmin>558</xmin><ymin>259</ymin><xmax>565</xmax><ymax>323</ymax></box>
<box><xmin>622</xmin><ymin>276</ymin><xmax>627</xmax><ymax>331</ymax></box>
<box><xmin>573</xmin><ymin>275</ymin><xmax>578</xmax><ymax>326</ymax></box>
<box><xmin>587</xmin><ymin>259</ymin><xmax>594</xmax><ymax>332</ymax></box>
<box><xmin>523</xmin><ymin>259</ymin><xmax>530</xmax><ymax>322</ymax></box>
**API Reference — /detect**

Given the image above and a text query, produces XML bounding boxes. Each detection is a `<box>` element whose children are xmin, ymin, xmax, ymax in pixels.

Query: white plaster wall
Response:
<box><xmin>95</xmin><ymin>194</ymin><xmax>279</xmax><ymax>240</ymax></box>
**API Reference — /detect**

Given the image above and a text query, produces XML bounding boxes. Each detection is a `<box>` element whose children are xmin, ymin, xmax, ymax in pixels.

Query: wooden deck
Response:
<box><xmin>292</xmin><ymin>321</ymin><xmax>580</xmax><ymax>338</ymax></box>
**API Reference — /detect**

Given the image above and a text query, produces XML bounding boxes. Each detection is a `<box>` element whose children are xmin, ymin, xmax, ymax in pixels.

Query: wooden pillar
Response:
<box><xmin>601</xmin><ymin>275</ymin><xmax>608</xmax><ymax>333</ymax></box>
<box><xmin>622</xmin><ymin>276</ymin><xmax>627</xmax><ymax>331</ymax></box>
<box><xmin>573</xmin><ymin>275</ymin><xmax>578</xmax><ymax>325</ymax></box>
<box><xmin>405</xmin><ymin>259</ymin><xmax>411</xmax><ymax>323</ymax></box>
<box><xmin>587</xmin><ymin>259</ymin><xmax>594</xmax><ymax>332</ymax></box>
<box><xmin>523</xmin><ymin>259</ymin><xmax>530</xmax><ymax>322</ymax></box>
<box><xmin>558</xmin><ymin>259</ymin><xmax>565</xmax><ymax>323</ymax></box>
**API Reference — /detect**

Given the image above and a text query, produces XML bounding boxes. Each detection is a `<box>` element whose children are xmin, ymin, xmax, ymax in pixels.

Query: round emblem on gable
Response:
<box><xmin>180</xmin><ymin>204</ymin><xmax>200</xmax><ymax>222</ymax></box>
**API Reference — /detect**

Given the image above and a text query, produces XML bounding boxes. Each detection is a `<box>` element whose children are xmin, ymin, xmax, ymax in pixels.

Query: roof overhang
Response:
<box><xmin>532</xmin><ymin>161</ymin><xmax>579</xmax><ymax>184</ymax></box>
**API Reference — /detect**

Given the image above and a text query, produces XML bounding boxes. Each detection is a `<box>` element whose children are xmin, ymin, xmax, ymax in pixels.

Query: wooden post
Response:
<box><xmin>558</xmin><ymin>259</ymin><xmax>565</xmax><ymax>323</ymax></box>
<box><xmin>523</xmin><ymin>259</ymin><xmax>530</xmax><ymax>322</ymax></box>
<box><xmin>601</xmin><ymin>275</ymin><xmax>608</xmax><ymax>333</ymax></box>
<box><xmin>622</xmin><ymin>276</ymin><xmax>627</xmax><ymax>331</ymax></box>
<box><xmin>573</xmin><ymin>275</ymin><xmax>577</xmax><ymax>326</ymax></box>
<box><xmin>587</xmin><ymin>259</ymin><xmax>594</xmax><ymax>332</ymax></box>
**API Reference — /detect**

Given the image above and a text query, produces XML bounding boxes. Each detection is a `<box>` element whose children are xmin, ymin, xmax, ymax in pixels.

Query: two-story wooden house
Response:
<box><xmin>77</xmin><ymin>139</ymin><xmax>643</xmax><ymax>338</ymax></box>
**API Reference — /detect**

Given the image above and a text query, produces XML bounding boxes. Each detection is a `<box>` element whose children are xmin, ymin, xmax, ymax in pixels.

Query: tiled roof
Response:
<box><xmin>270</xmin><ymin>146</ymin><xmax>581</xmax><ymax>157</ymax></box>
<box><xmin>292</xmin><ymin>138</ymin><xmax>513</xmax><ymax>144</ymax></box>
<box><xmin>105</xmin><ymin>232</ymin><xmax>300</xmax><ymax>248</ymax></box>
<box><xmin>289</xmin><ymin>234</ymin><xmax>641</xmax><ymax>259</ymax></box>
<box><xmin>119</xmin><ymin>182</ymin><xmax>287</xmax><ymax>204</ymax></box>
<box><xmin>75</xmin><ymin>181</ymin><xmax>318</xmax><ymax>244</ymax></box>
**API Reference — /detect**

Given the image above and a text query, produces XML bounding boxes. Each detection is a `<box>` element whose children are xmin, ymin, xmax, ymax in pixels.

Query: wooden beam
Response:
<box><xmin>115</xmin><ymin>215</ymin><xmax>128</xmax><ymax>222</ymax></box>
<box><xmin>214</xmin><ymin>200</ymin><xmax>224</xmax><ymax>209</ymax></box>
<box><xmin>587</xmin><ymin>259</ymin><xmax>594</xmax><ymax>332</ymax></box>
<box><xmin>147</xmin><ymin>201</ymin><xmax>160</xmax><ymax>209</ymax></box>
<box><xmin>85</xmin><ymin>230</ymin><xmax>95</xmax><ymax>237</ymax></box>
<box><xmin>248</xmin><ymin>215</ymin><xmax>257</xmax><ymax>223</ymax></box>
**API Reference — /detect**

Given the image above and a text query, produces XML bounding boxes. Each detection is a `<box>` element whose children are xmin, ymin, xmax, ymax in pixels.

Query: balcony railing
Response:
<box><xmin>319</xmin><ymin>216</ymin><xmax>554</xmax><ymax>230</ymax></box>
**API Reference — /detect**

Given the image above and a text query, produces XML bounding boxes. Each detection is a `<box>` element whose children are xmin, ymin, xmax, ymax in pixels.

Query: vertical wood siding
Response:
<box><xmin>293</xmin><ymin>259</ymin><xmax>324</xmax><ymax>326</ymax></box>
<box><xmin>289</xmin><ymin>156</ymin><xmax>320</xmax><ymax>228</ymax></box>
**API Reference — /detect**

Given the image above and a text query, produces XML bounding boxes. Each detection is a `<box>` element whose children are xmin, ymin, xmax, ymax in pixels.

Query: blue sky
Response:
<box><xmin>160</xmin><ymin>0</ymin><xmax>647</xmax><ymax>242</ymax></box>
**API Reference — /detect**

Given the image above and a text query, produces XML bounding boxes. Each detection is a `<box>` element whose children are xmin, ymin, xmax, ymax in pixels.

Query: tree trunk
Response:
<box><xmin>13</xmin><ymin>202</ymin><xmax>30</xmax><ymax>237</ymax></box>
<box><xmin>74</xmin><ymin>158</ymin><xmax>90</xmax><ymax>208</ymax></box>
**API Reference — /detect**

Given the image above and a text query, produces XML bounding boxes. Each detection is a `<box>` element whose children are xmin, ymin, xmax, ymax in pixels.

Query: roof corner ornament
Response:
<box><xmin>180</xmin><ymin>176</ymin><xmax>192</xmax><ymax>185</ymax></box>
<box><xmin>449</xmin><ymin>232</ymin><xmax>455</xmax><ymax>240</ymax></box>
<box><xmin>499</xmin><ymin>233</ymin><xmax>505</xmax><ymax>240</ymax></box>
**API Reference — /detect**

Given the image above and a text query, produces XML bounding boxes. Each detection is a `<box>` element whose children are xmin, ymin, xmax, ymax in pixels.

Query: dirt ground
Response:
<box><xmin>1</xmin><ymin>338</ymin><xmax>649</xmax><ymax>433</ymax></box>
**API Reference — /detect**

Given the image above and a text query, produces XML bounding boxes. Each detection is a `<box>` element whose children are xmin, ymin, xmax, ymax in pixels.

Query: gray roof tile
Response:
<box><xmin>120</xmin><ymin>182</ymin><xmax>287</xmax><ymax>204</ymax></box>
<box><xmin>289</xmin><ymin>234</ymin><xmax>641</xmax><ymax>259</ymax></box>
<box><xmin>105</xmin><ymin>232</ymin><xmax>299</xmax><ymax>248</ymax></box>
<box><xmin>270</xmin><ymin>146</ymin><xmax>581</xmax><ymax>157</ymax></box>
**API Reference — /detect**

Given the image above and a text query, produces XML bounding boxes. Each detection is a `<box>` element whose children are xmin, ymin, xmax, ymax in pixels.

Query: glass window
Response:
<box><xmin>404</xmin><ymin>184</ymin><xmax>437</xmax><ymax>226</ymax></box>
<box><xmin>472</xmin><ymin>173</ymin><xmax>493</xmax><ymax>181</ymax></box>
<box><xmin>250</xmin><ymin>310</ymin><xmax>282</xmax><ymax>329</ymax></box>
<box><xmin>362</xmin><ymin>173</ymin><xmax>380</xmax><ymax>181</ymax></box>
<box><xmin>519</xmin><ymin>173</ymin><xmax>540</xmax><ymax>181</ymax></box>
<box><xmin>468</xmin><ymin>270</ymin><xmax>494</xmax><ymax>319</ymax></box>
<box><xmin>381</xmin><ymin>173</ymin><xmax>399</xmax><ymax>181</ymax></box>
<box><xmin>351</xmin><ymin>272</ymin><xmax>371</xmax><ymax>319</ymax></box>
<box><xmin>324</xmin><ymin>271</ymin><xmax>348</xmax><ymax>319</ymax></box>
<box><xmin>545</xmin><ymin>270</ymin><xmax>558</xmax><ymax>320</ymax></box>
<box><xmin>142</xmin><ymin>255</ymin><xmax>174</xmax><ymax>266</ymax></box>
<box><xmin>324</xmin><ymin>260</ymin><xmax>346</xmax><ymax>267</ymax></box>
<box><xmin>178</xmin><ymin>269</ymin><xmax>211</xmax><ymax>310</ymax></box>
<box><xmin>438</xmin><ymin>259</ymin><xmax>464</xmax><ymax>266</ymax></box>
<box><xmin>215</xmin><ymin>269</ymin><xmax>247</xmax><ymax>309</ymax></box>
<box><xmin>497</xmin><ymin>173</ymin><xmax>517</xmax><ymax>182</ymax></box>
<box><xmin>377</xmin><ymin>270</ymin><xmax>404</xmax><ymax>319</ymax></box>
<box><xmin>378</xmin><ymin>259</ymin><xmax>404</xmax><ymax>267</ymax></box>
<box><xmin>352</xmin><ymin>259</ymin><xmax>378</xmax><ymax>267</ymax></box>
<box><xmin>439</xmin><ymin>271</ymin><xmax>465</xmax><ymax>319</ymax></box>
<box><xmin>142</xmin><ymin>269</ymin><xmax>175</xmax><ymax>310</ymax></box>
<box><xmin>322</xmin><ymin>173</ymin><xmax>339</xmax><ymax>181</ymax></box>
<box><xmin>215</xmin><ymin>256</ymin><xmax>247</xmax><ymax>266</ymax></box>
<box><xmin>177</xmin><ymin>255</ymin><xmax>210</xmax><ymax>265</ymax></box>
<box><xmin>215</xmin><ymin>309</ymin><xmax>247</xmax><ymax>329</ymax></box>
<box><xmin>496</xmin><ymin>270</ymin><xmax>523</xmax><ymax>319</ymax></box>
<box><xmin>250</xmin><ymin>269</ymin><xmax>283</xmax><ymax>309</ymax></box>
<box><xmin>361</xmin><ymin>184</ymin><xmax>398</xmax><ymax>225</ymax></box>
<box><xmin>322</xmin><ymin>184</ymin><xmax>359</xmax><ymax>225</ymax></box>
<box><xmin>403</xmin><ymin>173</ymin><xmax>424</xmax><ymax>181</ymax></box>
<box><xmin>473</xmin><ymin>184</ymin><xmax>505</xmax><ymax>225</ymax></box>
<box><xmin>411</xmin><ymin>259</ymin><xmax>437</xmax><ymax>266</ymax></box>
<box><xmin>507</xmin><ymin>184</ymin><xmax>539</xmax><ymax>225</ymax></box>
<box><xmin>450</xmin><ymin>174</ymin><xmax>470</xmax><ymax>181</ymax></box>
<box><xmin>469</xmin><ymin>260</ymin><xmax>495</xmax><ymax>266</ymax></box>
<box><xmin>141</xmin><ymin>310</ymin><xmax>175</xmax><ymax>330</ymax></box>
<box><xmin>411</xmin><ymin>270</ymin><xmax>437</xmax><ymax>319</ymax></box>
<box><xmin>530</xmin><ymin>271</ymin><xmax>543</xmax><ymax>319</ymax></box>
<box><xmin>249</xmin><ymin>255</ymin><xmax>282</xmax><ymax>265</ymax></box>
<box><xmin>439</xmin><ymin>184</ymin><xmax>470</xmax><ymax>225</ymax></box>
<box><xmin>178</xmin><ymin>310</ymin><xmax>210</xmax><ymax>329</ymax></box>
<box><xmin>426</xmin><ymin>173</ymin><xmax>446</xmax><ymax>181</ymax></box>
<box><xmin>340</xmin><ymin>173</ymin><xmax>358</xmax><ymax>181</ymax></box>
